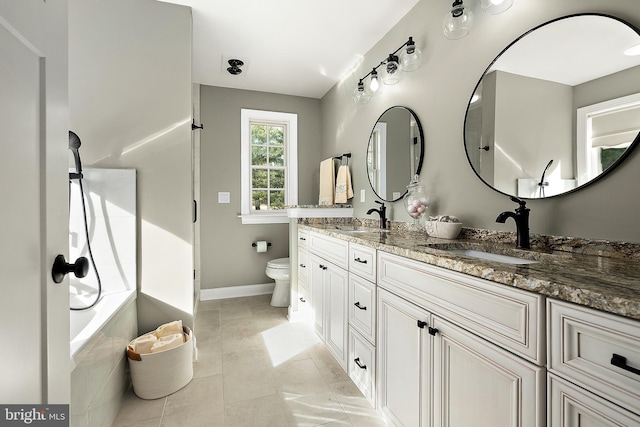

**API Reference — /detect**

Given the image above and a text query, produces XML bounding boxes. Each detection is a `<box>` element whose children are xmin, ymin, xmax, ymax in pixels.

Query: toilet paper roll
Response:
<box><xmin>256</xmin><ymin>241</ymin><xmax>268</xmax><ymax>253</ymax></box>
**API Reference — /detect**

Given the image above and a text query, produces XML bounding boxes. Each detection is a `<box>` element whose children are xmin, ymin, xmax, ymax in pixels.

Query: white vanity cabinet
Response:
<box><xmin>377</xmin><ymin>251</ymin><xmax>545</xmax><ymax>427</ymax></box>
<box><xmin>309</xmin><ymin>231</ymin><xmax>349</xmax><ymax>369</ymax></box>
<box><xmin>347</xmin><ymin>242</ymin><xmax>378</xmax><ymax>406</ymax></box>
<box><xmin>548</xmin><ymin>299</ymin><xmax>640</xmax><ymax>426</ymax></box>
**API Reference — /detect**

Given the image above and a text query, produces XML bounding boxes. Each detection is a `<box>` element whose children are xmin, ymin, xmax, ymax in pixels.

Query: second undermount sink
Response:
<box><xmin>422</xmin><ymin>243</ymin><xmax>539</xmax><ymax>265</ymax></box>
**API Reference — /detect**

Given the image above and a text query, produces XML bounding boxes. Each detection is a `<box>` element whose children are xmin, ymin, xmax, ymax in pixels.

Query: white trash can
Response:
<box><xmin>126</xmin><ymin>325</ymin><xmax>194</xmax><ymax>399</ymax></box>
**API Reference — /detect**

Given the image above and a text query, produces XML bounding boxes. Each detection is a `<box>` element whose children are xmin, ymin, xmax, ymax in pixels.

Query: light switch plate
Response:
<box><xmin>218</xmin><ymin>192</ymin><xmax>230</xmax><ymax>203</ymax></box>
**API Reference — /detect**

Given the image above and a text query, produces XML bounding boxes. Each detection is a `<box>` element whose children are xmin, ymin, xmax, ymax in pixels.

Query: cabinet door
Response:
<box><xmin>377</xmin><ymin>288</ymin><xmax>431</xmax><ymax>427</ymax></box>
<box><xmin>432</xmin><ymin>316</ymin><xmax>545</xmax><ymax>427</ymax></box>
<box><xmin>325</xmin><ymin>262</ymin><xmax>349</xmax><ymax>369</ymax></box>
<box><xmin>549</xmin><ymin>373</ymin><xmax>640</xmax><ymax>427</ymax></box>
<box><xmin>310</xmin><ymin>254</ymin><xmax>325</xmax><ymax>339</ymax></box>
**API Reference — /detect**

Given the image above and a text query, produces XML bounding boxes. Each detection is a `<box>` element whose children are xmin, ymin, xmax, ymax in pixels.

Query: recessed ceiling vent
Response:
<box><xmin>227</xmin><ymin>59</ymin><xmax>244</xmax><ymax>75</ymax></box>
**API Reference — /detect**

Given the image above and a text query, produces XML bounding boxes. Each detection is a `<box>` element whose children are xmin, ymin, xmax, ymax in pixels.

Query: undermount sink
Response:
<box><xmin>422</xmin><ymin>243</ymin><xmax>539</xmax><ymax>265</ymax></box>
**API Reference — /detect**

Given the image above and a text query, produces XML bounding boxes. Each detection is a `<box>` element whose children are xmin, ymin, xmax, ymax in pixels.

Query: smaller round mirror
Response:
<box><xmin>366</xmin><ymin>106</ymin><xmax>424</xmax><ymax>201</ymax></box>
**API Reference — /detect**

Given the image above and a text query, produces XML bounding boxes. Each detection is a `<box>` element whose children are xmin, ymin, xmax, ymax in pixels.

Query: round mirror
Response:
<box><xmin>464</xmin><ymin>14</ymin><xmax>640</xmax><ymax>199</ymax></box>
<box><xmin>367</xmin><ymin>106</ymin><xmax>424</xmax><ymax>201</ymax></box>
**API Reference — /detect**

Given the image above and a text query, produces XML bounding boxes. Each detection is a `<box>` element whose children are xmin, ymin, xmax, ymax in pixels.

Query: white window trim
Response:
<box><xmin>240</xmin><ymin>109</ymin><xmax>298</xmax><ymax>224</ymax></box>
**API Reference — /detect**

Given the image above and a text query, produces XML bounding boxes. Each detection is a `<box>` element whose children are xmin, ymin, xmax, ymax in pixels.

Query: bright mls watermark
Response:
<box><xmin>1</xmin><ymin>405</ymin><xmax>68</xmax><ymax>426</ymax></box>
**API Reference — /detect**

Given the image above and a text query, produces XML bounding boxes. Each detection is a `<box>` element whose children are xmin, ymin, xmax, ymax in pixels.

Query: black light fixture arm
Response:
<box><xmin>357</xmin><ymin>37</ymin><xmax>416</xmax><ymax>83</ymax></box>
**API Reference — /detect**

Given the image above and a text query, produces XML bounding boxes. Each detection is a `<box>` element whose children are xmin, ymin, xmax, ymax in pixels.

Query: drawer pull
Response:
<box><xmin>611</xmin><ymin>354</ymin><xmax>640</xmax><ymax>376</ymax></box>
<box><xmin>354</xmin><ymin>301</ymin><xmax>367</xmax><ymax>310</ymax></box>
<box><xmin>428</xmin><ymin>327</ymin><xmax>439</xmax><ymax>336</ymax></box>
<box><xmin>319</xmin><ymin>264</ymin><xmax>327</xmax><ymax>270</ymax></box>
<box><xmin>354</xmin><ymin>257</ymin><xmax>368</xmax><ymax>264</ymax></box>
<box><xmin>299</xmin><ymin>237</ymin><xmax>306</xmax><ymax>241</ymax></box>
<box><xmin>354</xmin><ymin>357</ymin><xmax>367</xmax><ymax>370</ymax></box>
<box><xmin>417</xmin><ymin>320</ymin><xmax>428</xmax><ymax>329</ymax></box>
<box><xmin>299</xmin><ymin>263</ymin><xmax>306</xmax><ymax>268</ymax></box>
<box><xmin>299</xmin><ymin>297</ymin><xmax>306</xmax><ymax>303</ymax></box>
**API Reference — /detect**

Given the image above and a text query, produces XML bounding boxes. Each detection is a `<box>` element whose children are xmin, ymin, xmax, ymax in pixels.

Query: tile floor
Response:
<box><xmin>111</xmin><ymin>295</ymin><xmax>388</xmax><ymax>426</ymax></box>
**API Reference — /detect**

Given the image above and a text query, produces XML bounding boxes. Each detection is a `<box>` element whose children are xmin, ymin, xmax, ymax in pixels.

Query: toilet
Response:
<box><xmin>266</xmin><ymin>257</ymin><xmax>291</xmax><ymax>307</ymax></box>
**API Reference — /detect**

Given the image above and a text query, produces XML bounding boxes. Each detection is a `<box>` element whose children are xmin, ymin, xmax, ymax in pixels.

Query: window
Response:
<box><xmin>241</xmin><ymin>109</ymin><xmax>297</xmax><ymax>224</ymax></box>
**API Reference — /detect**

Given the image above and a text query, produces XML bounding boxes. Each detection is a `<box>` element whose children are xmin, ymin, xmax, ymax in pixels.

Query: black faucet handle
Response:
<box><xmin>509</xmin><ymin>196</ymin><xmax>527</xmax><ymax>209</ymax></box>
<box><xmin>375</xmin><ymin>200</ymin><xmax>385</xmax><ymax>206</ymax></box>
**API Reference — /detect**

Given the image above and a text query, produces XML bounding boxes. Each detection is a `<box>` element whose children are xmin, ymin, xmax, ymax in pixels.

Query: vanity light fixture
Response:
<box><xmin>443</xmin><ymin>0</ymin><xmax>514</xmax><ymax>39</ymax></box>
<box><xmin>443</xmin><ymin>0</ymin><xmax>474</xmax><ymax>40</ymax></box>
<box><xmin>352</xmin><ymin>37</ymin><xmax>422</xmax><ymax>104</ymax></box>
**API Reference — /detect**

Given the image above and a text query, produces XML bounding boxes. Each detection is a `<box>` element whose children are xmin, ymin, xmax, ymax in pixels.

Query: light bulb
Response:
<box><xmin>480</xmin><ymin>0</ymin><xmax>513</xmax><ymax>15</ymax></box>
<box><xmin>369</xmin><ymin>69</ymin><xmax>380</xmax><ymax>92</ymax></box>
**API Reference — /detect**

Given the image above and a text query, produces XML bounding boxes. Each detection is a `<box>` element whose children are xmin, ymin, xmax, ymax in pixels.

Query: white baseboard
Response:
<box><xmin>200</xmin><ymin>283</ymin><xmax>275</xmax><ymax>301</ymax></box>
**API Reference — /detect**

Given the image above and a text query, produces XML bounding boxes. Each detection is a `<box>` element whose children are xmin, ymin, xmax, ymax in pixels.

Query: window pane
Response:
<box><xmin>270</xmin><ymin>190</ymin><xmax>285</xmax><ymax>208</ymax></box>
<box><xmin>252</xmin><ymin>169</ymin><xmax>267</xmax><ymax>188</ymax></box>
<box><xmin>269</xmin><ymin>146</ymin><xmax>285</xmax><ymax>166</ymax></box>
<box><xmin>252</xmin><ymin>146</ymin><xmax>267</xmax><ymax>165</ymax></box>
<box><xmin>269</xmin><ymin>126</ymin><xmax>284</xmax><ymax>146</ymax></box>
<box><xmin>251</xmin><ymin>124</ymin><xmax>267</xmax><ymax>145</ymax></box>
<box><xmin>252</xmin><ymin>190</ymin><xmax>267</xmax><ymax>210</ymax></box>
<box><xmin>270</xmin><ymin>169</ymin><xmax>285</xmax><ymax>189</ymax></box>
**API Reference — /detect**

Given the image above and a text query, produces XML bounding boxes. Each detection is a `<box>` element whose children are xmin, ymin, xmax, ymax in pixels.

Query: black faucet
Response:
<box><xmin>367</xmin><ymin>200</ymin><xmax>388</xmax><ymax>229</ymax></box>
<box><xmin>496</xmin><ymin>196</ymin><xmax>530</xmax><ymax>249</ymax></box>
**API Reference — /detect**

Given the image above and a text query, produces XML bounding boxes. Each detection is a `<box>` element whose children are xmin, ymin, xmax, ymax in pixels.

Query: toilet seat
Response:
<box><xmin>267</xmin><ymin>258</ymin><xmax>290</xmax><ymax>270</ymax></box>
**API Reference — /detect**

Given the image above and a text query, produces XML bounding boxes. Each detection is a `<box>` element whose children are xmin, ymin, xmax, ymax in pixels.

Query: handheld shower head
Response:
<box><xmin>69</xmin><ymin>130</ymin><xmax>83</xmax><ymax>178</ymax></box>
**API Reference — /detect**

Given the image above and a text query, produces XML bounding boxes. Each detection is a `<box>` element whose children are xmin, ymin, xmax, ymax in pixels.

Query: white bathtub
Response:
<box><xmin>70</xmin><ymin>289</ymin><xmax>136</xmax><ymax>358</ymax></box>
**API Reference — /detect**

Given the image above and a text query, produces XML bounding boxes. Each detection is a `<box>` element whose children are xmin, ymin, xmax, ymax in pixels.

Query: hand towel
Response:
<box><xmin>335</xmin><ymin>165</ymin><xmax>353</xmax><ymax>203</ymax></box>
<box><xmin>150</xmin><ymin>333</ymin><xmax>185</xmax><ymax>353</ymax></box>
<box><xmin>319</xmin><ymin>158</ymin><xmax>335</xmax><ymax>206</ymax></box>
<box><xmin>132</xmin><ymin>334</ymin><xmax>158</xmax><ymax>355</ymax></box>
<box><xmin>154</xmin><ymin>320</ymin><xmax>183</xmax><ymax>338</ymax></box>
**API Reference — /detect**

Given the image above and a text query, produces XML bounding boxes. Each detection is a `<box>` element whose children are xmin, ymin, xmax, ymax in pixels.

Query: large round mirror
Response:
<box><xmin>367</xmin><ymin>106</ymin><xmax>424</xmax><ymax>201</ymax></box>
<box><xmin>464</xmin><ymin>14</ymin><xmax>640</xmax><ymax>199</ymax></box>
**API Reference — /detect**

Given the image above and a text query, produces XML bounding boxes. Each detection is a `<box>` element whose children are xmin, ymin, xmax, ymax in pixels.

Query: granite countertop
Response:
<box><xmin>300</xmin><ymin>224</ymin><xmax>640</xmax><ymax>321</ymax></box>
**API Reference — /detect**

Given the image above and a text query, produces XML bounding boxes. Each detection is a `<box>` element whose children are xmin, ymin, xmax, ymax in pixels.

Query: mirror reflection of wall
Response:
<box><xmin>464</xmin><ymin>14</ymin><xmax>640</xmax><ymax>199</ymax></box>
<box><xmin>367</xmin><ymin>106</ymin><xmax>424</xmax><ymax>202</ymax></box>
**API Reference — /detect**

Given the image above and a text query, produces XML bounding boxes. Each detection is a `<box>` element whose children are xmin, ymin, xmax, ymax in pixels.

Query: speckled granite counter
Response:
<box><xmin>300</xmin><ymin>223</ymin><xmax>640</xmax><ymax>321</ymax></box>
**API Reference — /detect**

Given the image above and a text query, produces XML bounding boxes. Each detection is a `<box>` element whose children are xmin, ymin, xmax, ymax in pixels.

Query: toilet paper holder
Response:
<box><xmin>252</xmin><ymin>242</ymin><xmax>272</xmax><ymax>248</ymax></box>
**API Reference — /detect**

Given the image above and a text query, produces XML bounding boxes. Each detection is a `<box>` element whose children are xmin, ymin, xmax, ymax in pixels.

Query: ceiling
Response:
<box><xmin>158</xmin><ymin>0</ymin><xmax>421</xmax><ymax>99</ymax></box>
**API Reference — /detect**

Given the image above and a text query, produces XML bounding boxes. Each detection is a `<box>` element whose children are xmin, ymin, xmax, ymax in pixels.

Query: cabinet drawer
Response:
<box><xmin>297</xmin><ymin>228</ymin><xmax>309</xmax><ymax>249</ymax></box>
<box><xmin>349</xmin><ymin>243</ymin><xmax>376</xmax><ymax>282</ymax></box>
<box><xmin>309</xmin><ymin>232</ymin><xmax>348</xmax><ymax>269</ymax></box>
<box><xmin>298</xmin><ymin>250</ymin><xmax>309</xmax><ymax>285</ymax></box>
<box><xmin>297</xmin><ymin>283</ymin><xmax>311</xmax><ymax>319</ymax></box>
<box><xmin>348</xmin><ymin>327</ymin><xmax>376</xmax><ymax>407</ymax></box>
<box><xmin>349</xmin><ymin>274</ymin><xmax>376</xmax><ymax>344</ymax></box>
<box><xmin>549</xmin><ymin>373</ymin><xmax>640</xmax><ymax>427</ymax></box>
<box><xmin>548</xmin><ymin>299</ymin><xmax>640</xmax><ymax>415</ymax></box>
<box><xmin>378</xmin><ymin>251</ymin><xmax>544</xmax><ymax>364</ymax></box>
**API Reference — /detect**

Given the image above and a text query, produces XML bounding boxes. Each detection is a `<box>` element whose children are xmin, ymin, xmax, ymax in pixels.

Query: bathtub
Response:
<box><xmin>70</xmin><ymin>289</ymin><xmax>136</xmax><ymax>358</ymax></box>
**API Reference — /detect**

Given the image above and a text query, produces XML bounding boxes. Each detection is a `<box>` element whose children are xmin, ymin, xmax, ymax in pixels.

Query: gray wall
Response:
<box><xmin>320</xmin><ymin>0</ymin><xmax>640</xmax><ymax>243</ymax></box>
<box><xmin>200</xmin><ymin>86</ymin><xmax>322</xmax><ymax>289</ymax></box>
<box><xmin>69</xmin><ymin>0</ymin><xmax>194</xmax><ymax>332</ymax></box>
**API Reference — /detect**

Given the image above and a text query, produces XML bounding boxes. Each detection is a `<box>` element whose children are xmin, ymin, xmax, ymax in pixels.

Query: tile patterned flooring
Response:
<box><xmin>111</xmin><ymin>295</ymin><xmax>387</xmax><ymax>426</ymax></box>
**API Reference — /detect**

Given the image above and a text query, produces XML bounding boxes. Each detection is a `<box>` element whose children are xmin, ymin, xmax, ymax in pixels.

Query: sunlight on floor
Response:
<box><xmin>261</xmin><ymin>320</ymin><xmax>322</xmax><ymax>367</ymax></box>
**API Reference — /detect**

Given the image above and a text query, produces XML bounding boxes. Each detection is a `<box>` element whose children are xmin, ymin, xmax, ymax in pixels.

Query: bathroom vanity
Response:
<box><xmin>296</xmin><ymin>223</ymin><xmax>640</xmax><ymax>427</ymax></box>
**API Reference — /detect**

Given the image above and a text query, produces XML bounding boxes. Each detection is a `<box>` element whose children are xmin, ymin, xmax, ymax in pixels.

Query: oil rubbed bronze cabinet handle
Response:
<box><xmin>354</xmin><ymin>357</ymin><xmax>367</xmax><ymax>370</ymax></box>
<box><xmin>354</xmin><ymin>257</ymin><xmax>368</xmax><ymax>264</ymax></box>
<box><xmin>354</xmin><ymin>301</ymin><xmax>367</xmax><ymax>310</ymax></box>
<box><xmin>611</xmin><ymin>354</ymin><xmax>640</xmax><ymax>375</ymax></box>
